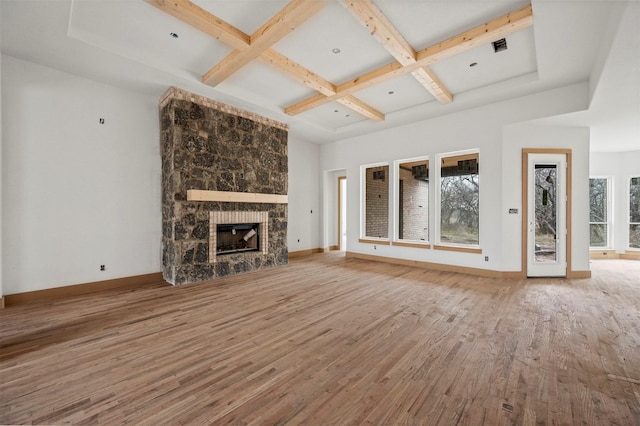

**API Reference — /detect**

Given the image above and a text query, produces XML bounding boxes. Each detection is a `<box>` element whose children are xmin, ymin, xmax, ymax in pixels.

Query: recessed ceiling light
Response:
<box><xmin>469</xmin><ymin>62</ymin><xmax>478</xmax><ymax>67</ymax></box>
<box><xmin>388</xmin><ymin>91</ymin><xmax>395</xmax><ymax>95</ymax></box>
<box><xmin>332</xmin><ymin>48</ymin><xmax>341</xmax><ymax>54</ymax></box>
<box><xmin>345</xmin><ymin>114</ymin><xmax>350</xmax><ymax>117</ymax></box>
<box><xmin>334</xmin><ymin>109</ymin><xmax>339</xmax><ymax>113</ymax></box>
<box><xmin>170</xmin><ymin>32</ymin><xmax>179</xmax><ymax>39</ymax></box>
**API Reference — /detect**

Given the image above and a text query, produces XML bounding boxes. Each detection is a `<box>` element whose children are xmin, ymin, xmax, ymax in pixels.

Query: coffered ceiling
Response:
<box><xmin>1</xmin><ymin>0</ymin><xmax>638</xmax><ymax>150</ymax></box>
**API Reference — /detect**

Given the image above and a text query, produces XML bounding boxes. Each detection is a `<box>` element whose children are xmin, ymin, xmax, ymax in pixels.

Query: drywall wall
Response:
<box><xmin>1</xmin><ymin>55</ymin><xmax>161</xmax><ymax>294</ymax></box>
<box><xmin>0</xmin><ymin>50</ymin><xmax>3</xmax><ymax>299</ymax></box>
<box><xmin>321</xmin><ymin>83</ymin><xmax>590</xmax><ymax>273</ymax></box>
<box><xmin>590</xmin><ymin>150</ymin><xmax>640</xmax><ymax>253</ymax></box>
<box><xmin>502</xmin><ymin>125</ymin><xmax>591</xmax><ymax>273</ymax></box>
<box><xmin>1</xmin><ymin>55</ymin><xmax>325</xmax><ymax>294</ymax></box>
<box><xmin>287</xmin><ymin>137</ymin><xmax>321</xmax><ymax>253</ymax></box>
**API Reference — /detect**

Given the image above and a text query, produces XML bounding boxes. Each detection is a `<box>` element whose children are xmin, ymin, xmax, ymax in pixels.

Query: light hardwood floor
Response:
<box><xmin>1</xmin><ymin>254</ymin><xmax>639</xmax><ymax>425</ymax></box>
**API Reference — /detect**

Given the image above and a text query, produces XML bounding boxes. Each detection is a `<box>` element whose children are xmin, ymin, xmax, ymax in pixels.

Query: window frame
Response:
<box><xmin>435</xmin><ymin>149</ymin><xmax>481</xmax><ymax>253</ymax></box>
<box><xmin>588</xmin><ymin>176</ymin><xmax>612</xmax><ymax>249</ymax></box>
<box><xmin>393</xmin><ymin>156</ymin><xmax>430</xmax><ymax>248</ymax></box>
<box><xmin>628</xmin><ymin>175</ymin><xmax>640</xmax><ymax>250</ymax></box>
<box><xmin>360</xmin><ymin>162</ymin><xmax>391</xmax><ymax>244</ymax></box>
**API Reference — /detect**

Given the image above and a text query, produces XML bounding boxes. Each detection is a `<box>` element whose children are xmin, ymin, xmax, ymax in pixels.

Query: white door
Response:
<box><xmin>527</xmin><ymin>154</ymin><xmax>567</xmax><ymax>277</ymax></box>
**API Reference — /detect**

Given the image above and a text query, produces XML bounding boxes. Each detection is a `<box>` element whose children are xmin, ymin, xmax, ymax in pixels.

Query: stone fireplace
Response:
<box><xmin>159</xmin><ymin>87</ymin><xmax>288</xmax><ymax>285</ymax></box>
<box><xmin>209</xmin><ymin>211</ymin><xmax>268</xmax><ymax>262</ymax></box>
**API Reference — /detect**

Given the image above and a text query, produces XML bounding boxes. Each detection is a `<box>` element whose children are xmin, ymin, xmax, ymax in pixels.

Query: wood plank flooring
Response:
<box><xmin>1</xmin><ymin>254</ymin><xmax>639</xmax><ymax>425</ymax></box>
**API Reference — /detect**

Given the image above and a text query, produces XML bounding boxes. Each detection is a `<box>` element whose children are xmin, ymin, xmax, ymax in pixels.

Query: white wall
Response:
<box><xmin>287</xmin><ymin>137</ymin><xmax>321</xmax><ymax>252</ymax></box>
<box><xmin>321</xmin><ymin>83</ymin><xmax>591</xmax><ymax>273</ymax></box>
<box><xmin>502</xmin><ymin>125</ymin><xmax>591</xmax><ymax>272</ymax></box>
<box><xmin>0</xmin><ymin>49</ymin><xmax>4</xmax><ymax>299</ymax></box>
<box><xmin>590</xmin><ymin>150</ymin><xmax>640</xmax><ymax>253</ymax></box>
<box><xmin>1</xmin><ymin>55</ymin><xmax>161</xmax><ymax>295</ymax></box>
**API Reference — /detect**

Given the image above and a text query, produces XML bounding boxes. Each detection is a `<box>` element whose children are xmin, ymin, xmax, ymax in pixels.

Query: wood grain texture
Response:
<box><xmin>187</xmin><ymin>189</ymin><xmax>288</xmax><ymax>204</ymax></box>
<box><xmin>341</xmin><ymin>0</ymin><xmax>453</xmax><ymax>103</ymax></box>
<box><xmin>285</xmin><ymin>4</ymin><xmax>532</xmax><ymax>115</ymax></box>
<box><xmin>1</xmin><ymin>254</ymin><xmax>638</xmax><ymax>425</ymax></box>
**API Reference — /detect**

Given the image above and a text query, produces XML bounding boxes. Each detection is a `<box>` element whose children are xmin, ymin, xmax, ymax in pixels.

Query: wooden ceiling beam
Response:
<box><xmin>337</xmin><ymin>95</ymin><xmax>385</xmax><ymax>122</ymax></box>
<box><xmin>203</xmin><ymin>0</ymin><xmax>325</xmax><ymax>86</ymax></box>
<box><xmin>146</xmin><ymin>0</ymin><xmax>384</xmax><ymax>121</ymax></box>
<box><xmin>341</xmin><ymin>0</ymin><xmax>452</xmax><ymax>104</ymax></box>
<box><xmin>411</xmin><ymin>67</ymin><xmax>453</xmax><ymax>103</ymax></box>
<box><xmin>144</xmin><ymin>0</ymin><xmax>249</xmax><ymax>50</ymax></box>
<box><xmin>258</xmin><ymin>51</ymin><xmax>384</xmax><ymax>121</ymax></box>
<box><xmin>256</xmin><ymin>49</ymin><xmax>336</xmax><ymax>96</ymax></box>
<box><xmin>285</xmin><ymin>4</ymin><xmax>533</xmax><ymax>116</ymax></box>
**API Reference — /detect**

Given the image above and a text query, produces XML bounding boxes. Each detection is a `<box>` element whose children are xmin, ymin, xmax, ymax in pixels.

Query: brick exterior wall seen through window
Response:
<box><xmin>365</xmin><ymin>165</ymin><xmax>389</xmax><ymax>238</ymax></box>
<box><xmin>399</xmin><ymin>166</ymin><xmax>429</xmax><ymax>241</ymax></box>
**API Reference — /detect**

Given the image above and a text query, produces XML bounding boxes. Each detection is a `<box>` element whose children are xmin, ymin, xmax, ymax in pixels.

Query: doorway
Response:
<box><xmin>338</xmin><ymin>176</ymin><xmax>347</xmax><ymax>251</ymax></box>
<box><xmin>525</xmin><ymin>152</ymin><xmax>568</xmax><ymax>277</ymax></box>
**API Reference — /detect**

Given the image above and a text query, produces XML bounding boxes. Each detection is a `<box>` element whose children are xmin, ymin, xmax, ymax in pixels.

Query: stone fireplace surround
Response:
<box><xmin>160</xmin><ymin>87</ymin><xmax>288</xmax><ymax>285</ymax></box>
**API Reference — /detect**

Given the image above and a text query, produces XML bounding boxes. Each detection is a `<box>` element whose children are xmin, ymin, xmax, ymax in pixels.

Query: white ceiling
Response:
<box><xmin>1</xmin><ymin>0</ymin><xmax>638</xmax><ymax>151</ymax></box>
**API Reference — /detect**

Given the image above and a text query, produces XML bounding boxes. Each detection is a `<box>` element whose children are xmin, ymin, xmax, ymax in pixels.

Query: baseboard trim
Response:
<box><xmin>329</xmin><ymin>245</ymin><xmax>340</xmax><ymax>251</ymax></box>
<box><xmin>346</xmin><ymin>252</ymin><xmax>504</xmax><ymax>278</ymax></box>
<box><xmin>288</xmin><ymin>248</ymin><xmax>324</xmax><ymax>259</ymax></box>
<box><xmin>567</xmin><ymin>270</ymin><xmax>592</xmax><ymax>278</ymax></box>
<box><xmin>345</xmin><ymin>252</ymin><xmax>593</xmax><ymax>280</ymax></box>
<box><xmin>4</xmin><ymin>272</ymin><xmax>166</xmax><ymax>307</ymax></box>
<box><xmin>620</xmin><ymin>251</ymin><xmax>640</xmax><ymax>261</ymax></box>
<box><xmin>502</xmin><ymin>271</ymin><xmax>526</xmax><ymax>279</ymax></box>
<box><xmin>0</xmin><ymin>296</ymin><xmax>5</xmax><ymax>310</ymax></box>
<box><xmin>590</xmin><ymin>250</ymin><xmax>619</xmax><ymax>259</ymax></box>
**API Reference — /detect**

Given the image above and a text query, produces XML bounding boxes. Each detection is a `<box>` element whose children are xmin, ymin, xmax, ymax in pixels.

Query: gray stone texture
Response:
<box><xmin>160</xmin><ymin>96</ymin><xmax>288</xmax><ymax>285</ymax></box>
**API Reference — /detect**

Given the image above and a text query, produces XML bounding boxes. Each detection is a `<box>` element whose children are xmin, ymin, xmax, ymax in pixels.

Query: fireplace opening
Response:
<box><xmin>216</xmin><ymin>223</ymin><xmax>260</xmax><ymax>255</ymax></box>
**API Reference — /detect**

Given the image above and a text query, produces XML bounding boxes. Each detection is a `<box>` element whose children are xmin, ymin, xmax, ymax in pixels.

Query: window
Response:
<box><xmin>396</xmin><ymin>158</ymin><xmax>429</xmax><ymax>243</ymax></box>
<box><xmin>438</xmin><ymin>152</ymin><xmax>479</xmax><ymax>246</ymax></box>
<box><xmin>362</xmin><ymin>164</ymin><xmax>389</xmax><ymax>239</ymax></box>
<box><xmin>589</xmin><ymin>178</ymin><xmax>610</xmax><ymax>248</ymax></box>
<box><xmin>630</xmin><ymin>177</ymin><xmax>640</xmax><ymax>249</ymax></box>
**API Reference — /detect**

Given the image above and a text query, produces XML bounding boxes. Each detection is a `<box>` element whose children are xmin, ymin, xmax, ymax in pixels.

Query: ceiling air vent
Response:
<box><xmin>492</xmin><ymin>38</ymin><xmax>508</xmax><ymax>53</ymax></box>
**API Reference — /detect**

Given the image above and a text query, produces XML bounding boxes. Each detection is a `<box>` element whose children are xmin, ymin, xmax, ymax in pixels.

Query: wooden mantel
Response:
<box><xmin>187</xmin><ymin>189</ymin><xmax>288</xmax><ymax>204</ymax></box>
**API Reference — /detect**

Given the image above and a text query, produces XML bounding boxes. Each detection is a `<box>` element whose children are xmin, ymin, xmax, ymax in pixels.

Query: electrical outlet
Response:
<box><xmin>100</xmin><ymin>265</ymin><xmax>106</xmax><ymax>271</ymax></box>
<box><xmin>484</xmin><ymin>256</ymin><xmax>489</xmax><ymax>262</ymax></box>
<box><xmin>374</xmin><ymin>245</ymin><xmax>377</xmax><ymax>250</ymax></box>
<box><xmin>297</xmin><ymin>239</ymin><xmax>300</xmax><ymax>243</ymax></box>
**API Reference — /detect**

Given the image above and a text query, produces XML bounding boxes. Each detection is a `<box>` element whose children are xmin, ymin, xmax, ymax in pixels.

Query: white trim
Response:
<box><xmin>393</xmin><ymin>156</ymin><xmax>430</xmax><ymax>245</ymax></box>
<box><xmin>588</xmin><ymin>175</ymin><xmax>613</xmax><ymax>249</ymax></box>
<box><xmin>628</xmin><ymin>175</ymin><xmax>640</xmax><ymax>250</ymax></box>
<box><xmin>360</xmin><ymin>162</ymin><xmax>390</xmax><ymax>241</ymax></box>
<box><xmin>435</xmin><ymin>149</ymin><xmax>480</xmax><ymax>248</ymax></box>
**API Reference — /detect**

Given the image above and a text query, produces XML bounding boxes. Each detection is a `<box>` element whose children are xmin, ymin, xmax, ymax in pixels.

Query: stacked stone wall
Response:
<box><xmin>160</xmin><ymin>88</ymin><xmax>288</xmax><ymax>285</ymax></box>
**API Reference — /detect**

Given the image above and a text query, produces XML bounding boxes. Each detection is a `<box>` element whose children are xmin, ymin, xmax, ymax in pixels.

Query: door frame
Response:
<box><xmin>521</xmin><ymin>148</ymin><xmax>573</xmax><ymax>278</ymax></box>
<box><xmin>337</xmin><ymin>176</ymin><xmax>346</xmax><ymax>251</ymax></box>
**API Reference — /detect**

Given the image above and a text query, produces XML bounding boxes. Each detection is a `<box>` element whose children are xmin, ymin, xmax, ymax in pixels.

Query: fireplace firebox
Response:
<box><xmin>216</xmin><ymin>223</ymin><xmax>260</xmax><ymax>255</ymax></box>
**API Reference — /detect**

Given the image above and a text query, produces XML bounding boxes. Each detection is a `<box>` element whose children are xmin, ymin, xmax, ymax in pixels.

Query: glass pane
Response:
<box><xmin>630</xmin><ymin>224</ymin><xmax>640</xmax><ymax>249</ymax></box>
<box><xmin>590</xmin><ymin>224</ymin><xmax>607</xmax><ymax>247</ymax></box>
<box><xmin>534</xmin><ymin>165</ymin><xmax>557</xmax><ymax>263</ymax></box>
<box><xmin>589</xmin><ymin>178</ymin><xmax>607</xmax><ymax>222</ymax></box>
<box><xmin>398</xmin><ymin>159</ymin><xmax>428</xmax><ymax>241</ymax></box>
<box><xmin>630</xmin><ymin>177</ymin><xmax>640</xmax><ymax>223</ymax></box>
<box><xmin>365</xmin><ymin>165</ymin><xmax>389</xmax><ymax>238</ymax></box>
<box><xmin>440</xmin><ymin>153</ymin><xmax>479</xmax><ymax>245</ymax></box>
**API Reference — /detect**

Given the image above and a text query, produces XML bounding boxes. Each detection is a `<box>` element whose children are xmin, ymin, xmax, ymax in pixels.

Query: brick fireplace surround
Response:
<box><xmin>159</xmin><ymin>87</ymin><xmax>288</xmax><ymax>285</ymax></box>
